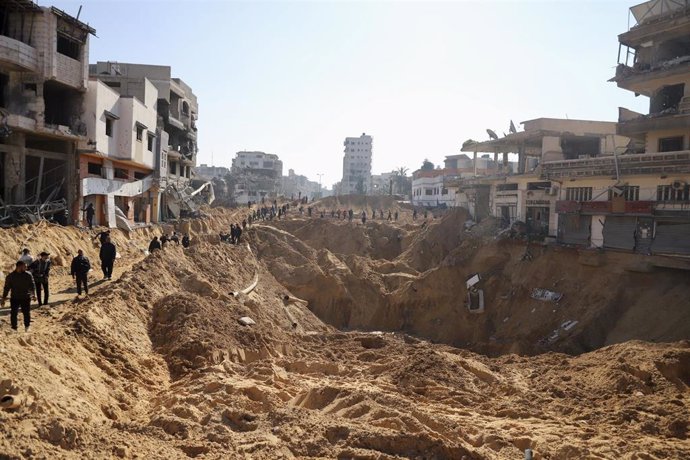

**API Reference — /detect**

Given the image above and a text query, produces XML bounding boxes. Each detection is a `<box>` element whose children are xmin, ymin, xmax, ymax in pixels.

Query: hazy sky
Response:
<box><xmin>49</xmin><ymin>0</ymin><xmax>648</xmax><ymax>187</ymax></box>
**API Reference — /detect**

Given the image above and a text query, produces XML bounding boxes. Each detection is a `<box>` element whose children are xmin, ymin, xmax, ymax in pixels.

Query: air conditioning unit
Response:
<box><xmin>672</xmin><ymin>180</ymin><xmax>687</xmax><ymax>190</ymax></box>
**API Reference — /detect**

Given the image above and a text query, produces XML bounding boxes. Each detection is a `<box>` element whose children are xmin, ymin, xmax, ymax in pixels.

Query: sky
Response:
<box><xmin>48</xmin><ymin>0</ymin><xmax>649</xmax><ymax>188</ymax></box>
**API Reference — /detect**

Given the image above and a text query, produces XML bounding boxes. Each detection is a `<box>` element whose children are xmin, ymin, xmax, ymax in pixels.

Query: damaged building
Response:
<box><xmin>231</xmin><ymin>151</ymin><xmax>283</xmax><ymax>204</ymax></box>
<box><xmin>85</xmin><ymin>62</ymin><xmax>211</xmax><ymax>225</ymax></box>
<box><xmin>0</xmin><ymin>1</ymin><xmax>95</xmax><ymax>226</ymax></box>
<box><xmin>458</xmin><ymin>118</ymin><xmax>630</xmax><ymax>237</ymax></box>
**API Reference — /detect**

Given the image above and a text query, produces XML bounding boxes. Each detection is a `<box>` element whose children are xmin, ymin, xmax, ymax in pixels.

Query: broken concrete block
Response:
<box><xmin>238</xmin><ymin>316</ymin><xmax>256</xmax><ymax>326</ymax></box>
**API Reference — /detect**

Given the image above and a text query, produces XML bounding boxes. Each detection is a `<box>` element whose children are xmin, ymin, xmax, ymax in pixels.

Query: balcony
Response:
<box><xmin>556</xmin><ymin>200</ymin><xmax>655</xmax><ymax>215</ymax></box>
<box><xmin>542</xmin><ymin>151</ymin><xmax>690</xmax><ymax>179</ymax></box>
<box><xmin>617</xmin><ymin>110</ymin><xmax>690</xmax><ymax>135</ymax></box>
<box><xmin>0</xmin><ymin>35</ymin><xmax>38</xmax><ymax>72</ymax></box>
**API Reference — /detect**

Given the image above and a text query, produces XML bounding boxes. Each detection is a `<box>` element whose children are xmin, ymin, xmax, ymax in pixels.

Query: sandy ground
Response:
<box><xmin>0</xmin><ymin>202</ymin><xmax>688</xmax><ymax>459</ymax></box>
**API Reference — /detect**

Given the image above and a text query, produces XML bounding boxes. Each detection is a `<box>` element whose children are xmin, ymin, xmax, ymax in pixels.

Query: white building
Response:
<box><xmin>231</xmin><ymin>151</ymin><xmax>283</xmax><ymax>204</ymax></box>
<box><xmin>281</xmin><ymin>169</ymin><xmax>320</xmax><ymax>200</ymax></box>
<box><xmin>196</xmin><ymin>164</ymin><xmax>230</xmax><ymax>180</ymax></box>
<box><xmin>341</xmin><ymin>133</ymin><xmax>372</xmax><ymax>195</ymax></box>
<box><xmin>79</xmin><ymin>77</ymin><xmax>160</xmax><ymax>227</ymax></box>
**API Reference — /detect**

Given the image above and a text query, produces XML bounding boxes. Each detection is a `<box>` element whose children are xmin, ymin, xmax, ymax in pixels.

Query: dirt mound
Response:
<box><xmin>315</xmin><ymin>195</ymin><xmax>401</xmax><ymax>212</ymax></box>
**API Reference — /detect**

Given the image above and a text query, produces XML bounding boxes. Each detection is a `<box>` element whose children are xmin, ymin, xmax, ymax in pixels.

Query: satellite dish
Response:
<box><xmin>486</xmin><ymin>129</ymin><xmax>498</xmax><ymax>140</ymax></box>
<box><xmin>509</xmin><ymin>120</ymin><xmax>517</xmax><ymax>134</ymax></box>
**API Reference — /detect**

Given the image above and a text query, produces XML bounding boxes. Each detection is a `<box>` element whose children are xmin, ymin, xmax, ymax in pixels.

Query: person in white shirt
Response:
<box><xmin>18</xmin><ymin>248</ymin><xmax>33</xmax><ymax>269</ymax></box>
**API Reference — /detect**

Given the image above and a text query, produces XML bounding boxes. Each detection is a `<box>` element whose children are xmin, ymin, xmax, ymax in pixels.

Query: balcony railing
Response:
<box><xmin>541</xmin><ymin>151</ymin><xmax>690</xmax><ymax>179</ymax></box>
<box><xmin>0</xmin><ymin>35</ymin><xmax>38</xmax><ymax>72</ymax></box>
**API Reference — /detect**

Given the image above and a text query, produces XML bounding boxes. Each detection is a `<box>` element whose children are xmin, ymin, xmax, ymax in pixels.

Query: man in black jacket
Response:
<box><xmin>1</xmin><ymin>261</ymin><xmax>36</xmax><ymax>332</ymax></box>
<box><xmin>29</xmin><ymin>251</ymin><xmax>51</xmax><ymax>306</ymax></box>
<box><xmin>99</xmin><ymin>236</ymin><xmax>117</xmax><ymax>280</ymax></box>
<box><xmin>70</xmin><ymin>249</ymin><xmax>91</xmax><ymax>296</ymax></box>
<box><xmin>148</xmin><ymin>236</ymin><xmax>162</xmax><ymax>253</ymax></box>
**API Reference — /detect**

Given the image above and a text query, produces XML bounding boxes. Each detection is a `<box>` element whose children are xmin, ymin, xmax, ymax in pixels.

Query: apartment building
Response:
<box><xmin>79</xmin><ymin>77</ymin><xmax>159</xmax><ymax>227</ymax></box>
<box><xmin>88</xmin><ymin>62</ymin><xmax>201</xmax><ymax>222</ymax></box>
<box><xmin>281</xmin><ymin>169</ymin><xmax>320</xmax><ymax>201</ymax></box>
<box><xmin>196</xmin><ymin>164</ymin><xmax>230</xmax><ymax>180</ymax></box>
<box><xmin>0</xmin><ymin>2</ymin><xmax>95</xmax><ymax>225</ymax></box>
<box><xmin>341</xmin><ymin>133</ymin><xmax>372</xmax><ymax>195</ymax></box>
<box><xmin>605</xmin><ymin>0</ymin><xmax>690</xmax><ymax>254</ymax></box>
<box><xmin>460</xmin><ymin>118</ymin><xmax>628</xmax><ymax>236</ymax></box>
<box><xmin>231</xmin><ymin>151</ymin><xmax>283</xmax><ymax>204</ymax></box>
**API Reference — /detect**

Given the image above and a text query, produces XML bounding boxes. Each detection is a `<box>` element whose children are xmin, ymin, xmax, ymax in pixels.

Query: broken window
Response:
<box><xmin>44</xmin><ymin>82</ymin><xmax>81</xmax><ymax>127</ymax></box>
<box><xmin>650</xmin><ymin>84</ymin><xmax>684</xmax><ymax>114</ymax></box>
<box><xmin>87</xmin><ymin>162</ymin><xmax>102</xmax><ymax>176</ymax></box>
<box><xmin>658</xmin><ymin>136</ymin><xmax>683</xmax><ymax>152</ymax></box>
<box><xmin>182</xmin><ymin>101</ymin><xmax>189</xmax><ymax>116</ymax></box>
<box><xmin>560</xmin><ymin>137</ymin><xmax>601</xmax><ymax>159</ymax></box>
<box><xmin>147</xmin><ymin>133</ymin><xmax>154</xmax><ymax>152</ymax></box>
<box><xmin>57</xmin><ymin>33</ymin><xmax>81</xmax><ymax>60</ymax></box>
<box><xmin>134</xmin><ymin>171</ymin><xmax>146</xmax><ymax>180</ymax></box>
<box><xmin>169</xmin><ymin>161</ymin><xmax>176</xmax><ymax>175</ymax></box>
<box><xmin>608</xmin><ymin>185</ymin><xmax>640</xmax><ymax>201</ymax></box>
<box><xmin>114</xmin><ymin>168</ymin><xmax>128</xmax><ymax>180</ymax></box>
<box><xmin>565</xmin><ymin>187</ymin><xmax>593</xmax><ymax>201</ymax></box>
<box><xmin>0</xmin><ymin>73</ymin><xmax>8</xmax><ymax>108</ymax></box>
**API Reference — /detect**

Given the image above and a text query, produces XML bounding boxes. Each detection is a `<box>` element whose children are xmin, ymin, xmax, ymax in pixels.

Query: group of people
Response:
<box><xmin>148</xmin><ymin>231</ymin><xmax>191</xmax><ymax>252</ymax></box>
<box><xmin>220</xmin><ymin>221</ymin><xmax>245</xmax><ymax>245</ymax></box>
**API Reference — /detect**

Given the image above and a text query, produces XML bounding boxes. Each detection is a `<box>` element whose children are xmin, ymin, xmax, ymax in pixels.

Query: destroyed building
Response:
<box><xmin>280</xmin><ymin>168</ymin><xmax>320</xmax><ymax>201</ymax></box>
<box><xmin>458</xmin><ymin>118</ymin><xmax>629</xmax><ymax>237</ymax></box>
<box><xmin>86</xmin><ymin>62</ymin><xmax>210</xmax><ymax>224</ymax></box>
<box><xmin>231</xmin><ymin>151</ymin><xmax>283</xmax><ymax>204</ymax></box>
<box><xmin>0</xmin><ymin>1</ymin><xmax>95</xmax><ymax>226</ymax></box>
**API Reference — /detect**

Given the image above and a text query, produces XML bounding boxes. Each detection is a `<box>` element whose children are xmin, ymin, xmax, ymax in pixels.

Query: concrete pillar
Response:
<box><xmin>105</xmin><ymin>193</ymin><xmax>117</xmax><ymax>228</ymax></box>
<box><xmin>518</xmin><ymin>145</ymin><xmax>526</xmax><ymax>174</ymax></box>
<box><xmin>3</xmin><ymin>133</ymin><xmax>26</xmax><ymax>203</ymax></box>
<box><xmin>473</xmin><ymin>151</ymin><xmax>478</xmax><ymax>176</ymax></box>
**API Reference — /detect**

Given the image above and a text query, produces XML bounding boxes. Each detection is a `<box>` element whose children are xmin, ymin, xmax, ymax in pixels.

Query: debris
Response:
<box><xmin>238</xmin><ymin>316</ymin><xmax>256</xmax><ymax>326</ymax></box>
<box><xmin>531</xmin><ymin>288</ymin><xmax>563</xmax><ymax>302</ymax></box>
<box><xmin>466</xmin><ymin>273</ymin><xmax>481</xmax><ymax>289</ymax></box>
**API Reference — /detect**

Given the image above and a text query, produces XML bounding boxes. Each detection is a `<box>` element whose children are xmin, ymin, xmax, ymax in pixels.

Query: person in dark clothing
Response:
<box><xmin>394</xmin><ymin>211</ymin><xmax>399</xmax><ymax>221</ymax></box>
<box><xmin>84</xmin><ymin>203</ymin><xmax>95</xmax><ymax>229</ymax></box>
<box><xmin>235</xmin><ymin>224</ymin><xmax>242</xmax><ymax>245</ymax></box>
<box><xmin>413</xmin><ymin>209</ymin><xmax>418</xmax><ymax>221</ymax></box>
<box><xmin>160</xmin><ymin>234</ymin><xmax>169</xmax><ymax>248</ymax></box>
<box><xmin>29</xmin><ymin>252</ymin><xmax>51</xmax><ymax>306</ymax></box>
<box><xmin>361</xmin><ymin>211</ymin><xmax>367</xmax><ymax>225</ymax></box>
<box><xmin>70</xmin><ymin>249</ymin><xmax>91</xmax><ymax>296</ymax></box>
<box><xmin>149</xmin><ymin>236</ymin><xmax>162</xmax><ymax>253</ymax></box>
<box><xmin>229</xmin><ymin>224</ymin><xmax>237</xmax><ymax>244</ymax></box>
<box><xmin>94</xmin><ymin>230</ymin><xmax>110</xmax><ymax>245</ymax></box>
<box><xmin>2</xmin><ymin>261</ymin><xmax>36</xmax><ymax>332</ymax></box>
<box><xmin>99</xmin><ymin>236</ymin><xmax>116</xmax><ymax>280</ymax></box>
<box><xmin>170</xmin><ymin>232</ymin><xmax>180</xmax><ymax>245</ymax></box>
<box><xmin>182</xmin><ymin>234</ymin><xmax>190</xmax><ymax>248</ymax></box>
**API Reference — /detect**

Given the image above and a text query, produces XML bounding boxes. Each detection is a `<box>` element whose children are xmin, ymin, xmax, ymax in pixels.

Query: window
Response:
<box><xmin>136</xmin><ymin>126</ymin><xmax>144</xmax><ymax>142</ymax></box>
<box><xmin>182</xmin><ymin>101</ymin><xmax>190</xmax><ymax>116</ymax></box>
<box><xmin>658</xmin><ymin>136</ymin><xmax>683</xmax><ymax>152</ymax></box>
<box><xmin>657</xmin><ymin>184</ymin><xmax>690</xmax><ymax>202</ymax></box>
<box><xmin>441</xmin><ymin>188</ymin><xmax>449</xmax><ymax>195</ymax></box>
<box><xmin>527</xmin><ymin>181</ymin><xmax>551</xmax><ymax>191</ymax></box>
<box><xmin>105</xmin><ymin>118</ymin><xmax>113</xmax><ymax>137</ymax></box>
<box><xmin>425</xmin><ymin>188</ymin><xmax>433</xmax><ymax>196</ymax></box>
<box><xmin>169</xmin><ymin>161</ymin><xmax>176</xmax><ymax>175</ymax></box>
<box><xmin>497</xmin><ymin>183</ymin><xmax>519</xmax><ymax>191</ymax></box>
<box><xmin>56</xmin><ymin>34</ymin><xmax>81</xmax><ymax>60</ymax></box>
<box><xmin>114</xmin><ymin>168</ymin><xmax>128</xmax><ymax>180</ymax></box>
<box><xmin>105</xmin><ymin>81</ymin><xmax>121</xmax><ymax>89</ymax></box>
<box><xmin>147</xmin><ymin>133</ymin><xmax>155</xmax><ymax>152</ymax></box>
<box><xmin>134</xmin><ymin>172</ymin><xmax>146</xmax><ymax>180</ymax></box>
<box><xmin>87</xmin><ymin>162</ymin><xmax>102</xmax><ymax>176</ymax></box>
<box><xmin>566</xmin><ymin>187</ymin><xmax>593</xmax><ymax>201</ymax></box>
<box><xmin>608</xmin><ymin>185</ymin><xmax>639</xmax><ymax>201</ymax></box>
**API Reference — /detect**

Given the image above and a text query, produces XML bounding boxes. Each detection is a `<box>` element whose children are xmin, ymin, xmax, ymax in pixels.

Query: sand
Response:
<box><xmin>0</xmin><ymin>203</ymin><xmax>688</xmax><ymax>459</ymax></box>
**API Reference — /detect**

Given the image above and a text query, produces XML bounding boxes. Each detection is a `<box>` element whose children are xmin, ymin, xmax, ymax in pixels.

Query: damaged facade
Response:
<box><xmin>231</xmin><ymin>151</ymin><xmax>283</xmax><ymax>204</ymax></box>
<box><xmin>79</xmin><ymin>61</ymin><xmax>209</xmax><ymax>227</ymax></box>
<box><xmin>458</xmin><ymin>118</ymin><xmax>630</xmax><ymax>237</ymax></box>
<box><xmin>0</xmin><ymin>2</ymin><xmax>95</xmax><ymax>226</ymax></box>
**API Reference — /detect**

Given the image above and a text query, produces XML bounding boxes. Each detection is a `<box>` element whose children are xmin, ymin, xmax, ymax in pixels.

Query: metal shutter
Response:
<box><xmin>603</xmin><ymin>216</ymin><xmax>637</xmax><ymax>251</ymax></box>
<box><xmin>652</xmin><ymin>222</ymin><xmax>690</xmax><ymax>255</ymax></box>
<box><xmin>558</xmin><ymin>214</ymin><xmax>591</xmax><ymax>246</ymax></box>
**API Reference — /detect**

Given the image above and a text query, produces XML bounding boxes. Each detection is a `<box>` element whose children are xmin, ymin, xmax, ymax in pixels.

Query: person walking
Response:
<box><xmin>99</xmin><ymin>237</ymin><xmax>116</xmax><ymax>280</ymax></box>
<box><xmin>182</xmin><ymin>234</ymin><xmax>190</xmax><ymax>248</ymax></box>
<box><xmin>71</xmin><ymin>250</ymin><xmax>91</xmax><ymax>297</ymax></box>
<box><xmin>1</xmin><ymin>261</ymin><xmax>36</xmax><ymax>332</ymax></box>
<box><xmin>149</xmin><ymin>236</ymin><xmax>162</xmax><ymax>253</ymax></box>
<box><xmin>94</xmin><ymin>230</ymin><xmax>110</xmax><ymax>245</ymax></box>
<box><xmin>18</xmin><ymin>248</ymin><xmax>33</xmax><ymax>268</ymax></box>
<box><xmin>361</xmin><ymin>211</ymin><xmax>367</xmax><ymax>225</ymax></box>
<box><xmin>170</xmin><ymin>232</ymin><xmax>180</xmax><ymax>245</ymax></box>
<box><xmin>84</xmin><ymin>203</ymin><xmax>95</xmax><ymax>229</ymax></box>
<box><xmin>235</xmin><ymin>224</ymin><xmax>243</xmax><ymax>245</ymax></box>
<box><xmin>160</xmin><ymin>233</ymin><xmax>169</xmax><ymax>248</ymax></box>
<box><xmin>29</xmin><ymin>252</ymin><xmax>51</xmax><ymax>306</ymax></box>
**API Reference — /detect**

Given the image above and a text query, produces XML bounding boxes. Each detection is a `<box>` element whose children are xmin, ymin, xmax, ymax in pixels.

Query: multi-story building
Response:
<box><xmin>79</xmin><ymin>77</ymin><xmax>159</xmax><ymax>227</ymax></box>
<box><xmin>196</xmin><ymin>164</ymin><xmax>230</xmax><ymax>180</ymax></box>
<box><xmin>0</xmin><ymin>3</ymin><xmax>95</xmax><ymax>225</ymax></box>
<box><xmin>341</xmin><ymin>133</ymin><xmax>372</xmax><ymax>195</ymax></box>
<box><xmin>87</xmin><ymin>62</ymin><xmax>201</xmax><ymax>222</ymax></box>
<box><xmin>411</xmin><ymin>154</ymin><xmax>502</xmax><ymax>208</ymax></box>
<box><xmin>606</xmin><ymin>0</ymin><xmax>690</xmax><ymax>254</ymax></box>
<box><xmin>281</xmin><ymin>169</ymin><xmax>320</xmax><ymax>201</ymax></box>
<box><xmin>231</xmin><ymin>151</ymin><xmax>283</xmax><ymax>204</ymax></box>
<box><xmin>459</xmin><ymin>118</ymin><xmax>628</xmax><ymax>235</ymax></box>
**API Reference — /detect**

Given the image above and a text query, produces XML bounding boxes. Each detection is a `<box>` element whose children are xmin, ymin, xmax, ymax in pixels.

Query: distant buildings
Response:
<box><xmin>341</xmin><ymin>133</ymin><xmax>372</xmax><ymax>195</ymax></box>
<box><xmin>281</xmin><ymin>169</ymin><xmax>320</xmax><ymax>200</ymax></box>
<box><xmin>231</xmin><ymin>151</ymin><xmax>283</xmax><ymax>204</ymax></box>
<box><xmin>196</xmin><ymin>164</ymin><xmax>230</xmax><ymax>180</ymax></box>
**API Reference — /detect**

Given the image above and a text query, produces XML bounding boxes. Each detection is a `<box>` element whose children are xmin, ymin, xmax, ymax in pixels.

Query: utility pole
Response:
<box><xmin>317</xmin><ymin>173</ymin><xmax>324</xmax><ymax>199</ymax></box>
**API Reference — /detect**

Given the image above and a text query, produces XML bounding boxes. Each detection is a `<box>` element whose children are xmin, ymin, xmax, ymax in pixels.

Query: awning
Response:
<box><xmin>103</xmin><ymin>110</ymin><xmax>119</xmax><ymax>120</ymax></box>
<box><xmin>135</xmin><ymin>121</ymin><xmax>148</xmax><ymax>130</ymax></box>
